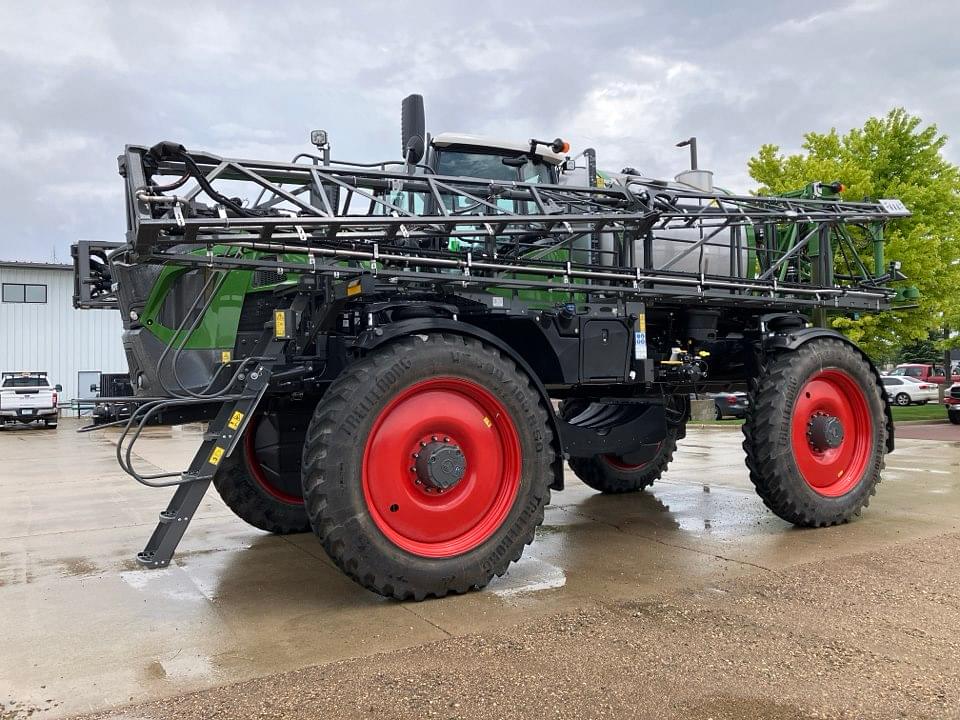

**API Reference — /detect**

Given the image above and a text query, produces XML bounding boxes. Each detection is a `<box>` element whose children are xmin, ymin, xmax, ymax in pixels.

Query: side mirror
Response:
<box><xmin>55</xmin><ymin>384</ymin><xmax>63</xmax><ymax>392</ymax></box>
<box><xmin>401</xmin><ymin>94</ymin><xmax>426</xmax><ymax>165</ymax></box>
<box><xmin>404</xmin><ymin>136</ymin><xmax>425</xmax><ymax>165</ymax></box>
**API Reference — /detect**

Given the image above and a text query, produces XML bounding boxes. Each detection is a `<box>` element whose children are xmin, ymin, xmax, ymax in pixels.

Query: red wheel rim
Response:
<box><xmin>244</xmin><ymin>416</ymin><xmax>304</xmax><ymax>506</ymax></box>
<box><xmin>362</xmin><ymin>377</ymin><xmax>522</xmax><ymax>558</ymax></box>
<box><xmin>791</xmin><ymin>369</ymin><xmax>873</xmax><ymax>497</ymax></box>
<box><xmin>602</xmin><ymin>442</ymin><xmax>662</xmax><ymax>471</ymax></box>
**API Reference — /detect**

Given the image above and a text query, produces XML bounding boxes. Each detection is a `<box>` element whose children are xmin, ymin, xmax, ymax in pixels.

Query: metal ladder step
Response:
<box><xmin>133</xmin><ymin>298</ymin><xmax>309</xmax><ymax>568</ymax></box>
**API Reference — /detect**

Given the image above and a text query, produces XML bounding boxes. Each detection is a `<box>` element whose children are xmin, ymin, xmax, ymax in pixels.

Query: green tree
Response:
<box><xmin>748</xmin><ymin>109</ymin><xmax>960</xmax><ymax>360</ymax></box>
<box><xmin>895</xmin><ymin>334</ymin><xmax>940</xmax><ymax>365</ymax></box>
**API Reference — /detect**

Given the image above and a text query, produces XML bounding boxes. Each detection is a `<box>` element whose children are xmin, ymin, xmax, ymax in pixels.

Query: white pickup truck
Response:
<box><xmin>0</xmin><ymin>372</ymin><xmax>61</xmax><ymax>429</ymax></box>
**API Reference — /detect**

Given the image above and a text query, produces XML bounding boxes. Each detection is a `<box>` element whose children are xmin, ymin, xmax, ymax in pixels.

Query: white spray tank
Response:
<box><xmin>628</xmin><ymin>137</ymin><xmax>746</xmax><ymax>277</ymax></box>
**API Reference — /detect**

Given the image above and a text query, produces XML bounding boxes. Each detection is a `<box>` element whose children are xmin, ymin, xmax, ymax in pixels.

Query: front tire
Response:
<box><xmin>949</xmin><ymin>412</ymin><xmax>960</xmax><ymax>426</ymax></box>
<box><xmin>301</xmin><ymin>334</ymin><xmax>554</xmax><ymax>601</ymax></box>
<box><xmin>743</xmin><ymin>338</ymin><xmax>886</xmax><ymax>527</ymax></box>
<box><xmin>213</xmin><ymin>411</ymin><xmax>311</xmax><ymax>535</ymax></box>
<box><xmin>894</xmin><ymin>392</ymin><xmax>911</xmax><ymax>406</ymax></box>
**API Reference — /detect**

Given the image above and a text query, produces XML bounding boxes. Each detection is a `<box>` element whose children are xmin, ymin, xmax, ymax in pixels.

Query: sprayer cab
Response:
<box><xmin>400</xmin><ymin>93</ymin><xmax>569</xmax><ymax>184</ymax></box>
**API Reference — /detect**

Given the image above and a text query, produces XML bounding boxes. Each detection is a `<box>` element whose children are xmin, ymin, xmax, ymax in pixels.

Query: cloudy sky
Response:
<box><xmin>1</xmin><ymin>0</ymin><xmax>957</xmax><ymax>262</ymax></box>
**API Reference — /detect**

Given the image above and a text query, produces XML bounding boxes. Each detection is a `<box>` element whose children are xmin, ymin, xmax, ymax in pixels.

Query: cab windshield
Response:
<box><xmin>435</xmin><ymin>150</ymin><xmax>555</xmax><ymax>184</ymax></box>
<box><xmin>434</xmin><ymin>150</ymin><xmax>556</xmax><ymax>214</ymax></box>
<box><xmin>435</xmin><ymin>151</ymin><xmax>518</xmax><ymax>181</ymax></box>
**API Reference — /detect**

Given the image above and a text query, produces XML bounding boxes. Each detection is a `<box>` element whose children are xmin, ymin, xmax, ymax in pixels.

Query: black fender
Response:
<box><xmin>763</xmin><ymin>327</ymin><xmax>894</xmax><ymax>453</ymax></box>
<box><xmin>353</xmin><ymin>318</ymin><xmax>566</xmax><ymax>489</ymax></box>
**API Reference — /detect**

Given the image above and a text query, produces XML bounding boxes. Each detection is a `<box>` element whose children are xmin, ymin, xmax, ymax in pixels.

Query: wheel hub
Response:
<box><xmin>413</xmin><ymin>439</ymin><xmax>466</xmax><ymax>492</ymax></box>
<box><xmin>806</xmin><ymin>413</ymin><xmax>844</xmax><ymax>452</ymax></box>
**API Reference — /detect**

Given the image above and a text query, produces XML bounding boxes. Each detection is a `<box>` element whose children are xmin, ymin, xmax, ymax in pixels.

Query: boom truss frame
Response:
<box><xmin>76</xmin><ymin>144</ymin><xmax>909</xmax><ymax>312</ymax></box>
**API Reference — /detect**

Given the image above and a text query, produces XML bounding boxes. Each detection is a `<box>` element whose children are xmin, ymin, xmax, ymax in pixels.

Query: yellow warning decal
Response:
<box><xmin>227</xmin><ymin>411</ymin><xmax>244</xmax><ymax>431</ymax></box>
<box><xmin>482</xmin><ymin>416</ymin><xmax>493</xmax><ymax>428</ymax></box>
<box><xmin>346</xmin><ymin>280</ymin><xmax>362</xmax><ymax>297</ymax></box>
<box><xmin>221</xmin><ymin>350</ymin><xmax>232</xmax><ymax>364</ymax></box>
<box><xmin>208</xmin><ymin>446</ymin><xmax>225</xmax><ymax>466</ymax></box>
<box><xmin>274</xmin><ymin>309</ymin><xmax>286</xmax><ymax>338</ymax></box>
<box><xmin>638</xmin><ymin>313</ymin><xmax>647</xmax><ymax>333</ymax></box>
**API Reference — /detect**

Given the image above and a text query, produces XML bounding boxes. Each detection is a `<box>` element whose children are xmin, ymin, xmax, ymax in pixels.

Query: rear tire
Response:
<box><xmin>949</xmin><ymin>412</ymin><xmax>960</xmax><ymax>426</ymax></box>
<box><xmin>568</xmin><ymin>429</ymin><xmax>678</xmax><ymax>494</ymax></box>
<box><xmin>213</xmin><ymin>411</ymin><xmax>310</xmax><ymax>535</ymax></box>
<box><xmin>743</xmin><ymin>338</ymin><xmax>886</xmax><ymax>527</ymax></box>
<box><xmin>301</xmin><ymin>333</ymin><xmax>554</xmax><ymax>600</ymax></box>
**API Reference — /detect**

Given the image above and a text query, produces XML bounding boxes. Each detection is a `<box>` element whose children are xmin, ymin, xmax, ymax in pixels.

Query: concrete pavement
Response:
<box><xmin>0</xmin><ymin>418</ymin><xmax>958</xmax><ymax>718</ymax></box>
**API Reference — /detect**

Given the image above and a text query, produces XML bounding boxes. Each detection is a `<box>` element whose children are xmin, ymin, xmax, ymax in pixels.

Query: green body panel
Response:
<box><xmin>141</xmin><ymin>247</ymin><xmax>307</xmax><ymax>350</ymax></box>
<box><xmin>744</xmin><ymin>225</ymin><xmax>757</xmax><ymax>279</ymax></box>
<box><xmin>504</xmin><ymin>244</ymin><xmax>587</xmax><ymax>307</ymax></box>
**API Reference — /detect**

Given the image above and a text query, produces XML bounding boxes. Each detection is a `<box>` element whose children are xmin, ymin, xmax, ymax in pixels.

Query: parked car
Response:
<box><xmin>890</xmin><ymin>363</ymin><xmax>960</xmax><ymax>385</ymax></box>
<box><xmin>0</xmin><ymin>371</ymin><xmax>61</xmax><ymax>428</ymax></box>
<box><xmin>881</xmin><ymin>375</ymin><xmax>939</xmax><ymax>406</ymax></box>
<box><xmin>946</xmin><ymin>383</ymin><xmax>960</xmax><ymax>425</ymax></box>
<box><xmin>708</xmin><ymin>391</ymin><xmax>749</xmax><ymax>419</ymax></box>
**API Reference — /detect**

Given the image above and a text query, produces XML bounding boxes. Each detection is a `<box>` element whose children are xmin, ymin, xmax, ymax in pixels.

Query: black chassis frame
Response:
<box><xmin>84</xmin><ymin>266</ymin><xmax>866</xmax><ymax>485</ymax></box>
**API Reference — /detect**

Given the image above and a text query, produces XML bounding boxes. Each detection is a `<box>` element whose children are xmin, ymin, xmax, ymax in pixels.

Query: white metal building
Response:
<box><xmin>0</xmin><ymin>260</ymin><xmax>127</xmax><ymax>414</ymax></box>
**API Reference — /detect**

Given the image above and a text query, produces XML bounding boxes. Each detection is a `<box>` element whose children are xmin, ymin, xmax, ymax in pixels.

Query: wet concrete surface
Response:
<box><xmin>84</xmin><ymin>532</ymin><xmax>960</xmax><ymax>720</ymax></box>
<box><xmin>1</xmin><ymin>419</ymin><xmax>958</xmax><ymax>718</ymax></box>
<box><xmin>894</xmin><ymin>418</ymin><xmax>960</xmax><ymax>441</ymax></box>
